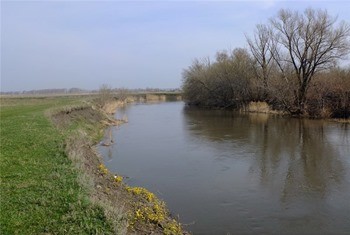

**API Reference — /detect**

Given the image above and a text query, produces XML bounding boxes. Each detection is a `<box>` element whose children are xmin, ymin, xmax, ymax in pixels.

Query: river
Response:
<box><xmin>98</xmin><ymin>101</ymin><xmax>350</xmax><ymax>234</ymax></box>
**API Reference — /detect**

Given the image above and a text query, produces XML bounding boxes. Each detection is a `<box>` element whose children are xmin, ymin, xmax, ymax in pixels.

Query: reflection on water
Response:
<box><xmin>185</xmin><ymin>108</ymin><xmax>347</xmax><ymax>197</ymax></box>
<box><xmin>99</xmin><ymin>102</ymin><xmax>350</xmax><ymax>234</ymax></box>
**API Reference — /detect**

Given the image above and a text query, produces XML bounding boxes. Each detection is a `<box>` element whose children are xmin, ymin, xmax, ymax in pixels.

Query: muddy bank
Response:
<box><xmin>50</xmin><ymin>100</ymin><xmax>187</xmax><ymax>234</ymax></box>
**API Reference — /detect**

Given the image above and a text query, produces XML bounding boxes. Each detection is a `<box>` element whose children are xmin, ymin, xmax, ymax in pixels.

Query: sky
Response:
<box><xmin>1</xmin><ymin>0</ymin><xmax>350</xmax><ymax>92</ymax></box>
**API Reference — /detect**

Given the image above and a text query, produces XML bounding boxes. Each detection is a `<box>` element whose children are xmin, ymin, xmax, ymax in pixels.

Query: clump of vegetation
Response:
<box><xmin>114</xmin><ymin>175</ymin><xmax>123</xmax><ymax>184</ymax></box>
<box><xmin>182</xmin><ymin>49</ymin><xmax>254</xmax><ymax>109</ymax></box>
<box><xmin>126</xmin><ymin>186</ymin><xmax>183</xmax><ymax>234</ymax></box>
<box><xmin>99</xmin><ymin>164</ymin><xmax>109</xmax><ymax>175</ymax></box>
<box><xmin>183</xmin><ymin>8</ymin><xmax>350</xmax><ymax>119</ymax></box>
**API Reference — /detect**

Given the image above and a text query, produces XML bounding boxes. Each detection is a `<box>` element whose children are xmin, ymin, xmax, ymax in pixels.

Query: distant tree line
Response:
<box><xmin>1</xmin><ymin>87</ymin><xmax>181</xmax><ymax>96</ymax></box>
<box><xmin>182</xmin><ymin>8</ymin><xmax>350</xmax><ymax>118</ymax></box>
<box><xmin>0</xmin><ymin>88</ymin><xmax>87</xmax><ymax>95</ymax></box>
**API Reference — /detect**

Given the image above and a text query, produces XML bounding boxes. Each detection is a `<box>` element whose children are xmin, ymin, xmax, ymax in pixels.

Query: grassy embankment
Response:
<box><xmin>0</xmin><ymin>96</ymin><xmax>184</xmax><ymax>234</ymax></box>
<box><xmin>0</xmin><ymin>96</ymin><xmax>119</xmax><ymax>234</ymax></box>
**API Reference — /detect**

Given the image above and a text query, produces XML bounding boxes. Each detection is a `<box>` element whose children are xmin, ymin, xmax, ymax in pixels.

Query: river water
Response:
<box><xmin>98</xmin><ymin>101</ymin><xmax>350</xmax><ymax>234</ymax></box>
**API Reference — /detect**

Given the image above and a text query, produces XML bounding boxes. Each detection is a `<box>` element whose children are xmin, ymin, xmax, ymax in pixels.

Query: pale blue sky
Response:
<box><xmin>1</xmin><ymin>0</ymin><xmax>350</xmax><ymax>91</ymax></box>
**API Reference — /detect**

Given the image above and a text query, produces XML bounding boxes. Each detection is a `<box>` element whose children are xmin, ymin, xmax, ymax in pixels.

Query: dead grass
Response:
<box><xmin>245</xmin><ymin>101</ymin><xmax>270</xmax><ymax>113</ymax></box>
<box><xmin>242</xmin><ymin>101</ymin><xmax>285</xmax><ymax>115</ymax></box>
<box><xmin>145</xmin><ymin>94</ymin><xmax>167</xmax><ymax>102</ymax></box>
<box><xmin>102</xmin><ymin>100</ymin><xmax>126</xmax><ymax>115</ymax></box>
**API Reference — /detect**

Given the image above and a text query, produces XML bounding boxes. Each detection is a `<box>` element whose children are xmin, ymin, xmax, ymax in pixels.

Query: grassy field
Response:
<box><xmin>0</xmin><ymin>97</ymin><xmax>116</xmax><ymax>234</ymax></box>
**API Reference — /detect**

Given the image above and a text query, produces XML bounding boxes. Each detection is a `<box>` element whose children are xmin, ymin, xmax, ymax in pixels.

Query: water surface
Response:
<box><xmin>98</xmin><ymin>102</ymin><xmax>350</xmax><ymax>234</ymax></box>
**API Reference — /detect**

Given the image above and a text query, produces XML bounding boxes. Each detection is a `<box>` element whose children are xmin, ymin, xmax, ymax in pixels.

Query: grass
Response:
<box><xmin>0</xmin><ymin>97</ymin><xmax>116</xmax><ymax>234</ymax></box>
<box><xmin>0</xmin><ymin>96</ymin><xmax>185</xmax><ymax>235</ymax></box>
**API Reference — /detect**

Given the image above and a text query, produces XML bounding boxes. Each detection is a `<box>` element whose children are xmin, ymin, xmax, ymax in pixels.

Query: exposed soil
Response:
<box><xmin>51</xmin><ymin>106</ymin><xmax>103</xmax><ymax>129</ymax></box>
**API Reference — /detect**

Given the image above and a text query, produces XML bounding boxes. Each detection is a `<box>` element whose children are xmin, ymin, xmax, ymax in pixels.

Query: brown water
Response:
<box><xmin>98</xmin><ymin>101</ymin><xmax>350</xmax><ymax>234</ymax></box>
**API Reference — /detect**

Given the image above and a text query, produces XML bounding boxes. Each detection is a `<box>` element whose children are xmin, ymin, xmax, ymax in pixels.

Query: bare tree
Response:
<box><xmin>182</xmin><ymin>58</ymin><xmax>213</xmax><ymax>106</ymax></box>
<box><xmin>115</xmin><ymin>88</ymin><xmax>130</xmax><ymax>102</ymax></box>
<box><xmin>97</xmin><ymin>84</ymin><xmax>113</xmax><ymax>107</ymax></box>
<box><xmin>182</xmin><ymin>49</ymin><xmax>255</xmax><ymax>108</ymax></box>
<box><xmin>269</xmin><ymin>8</ymin><xmax>350</xmax><ymax>114</ymax></box>
<box><xmin>246</xmin><ymin>24</ymin><xmax>274</xmax><ymax>99</ymax></box>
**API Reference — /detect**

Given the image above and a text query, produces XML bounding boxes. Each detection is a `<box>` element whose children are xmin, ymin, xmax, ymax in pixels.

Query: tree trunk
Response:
<box><xmin>297</xmin><ymin>79</ymin><xmax>308</xmax><ymax>115</ymax></box>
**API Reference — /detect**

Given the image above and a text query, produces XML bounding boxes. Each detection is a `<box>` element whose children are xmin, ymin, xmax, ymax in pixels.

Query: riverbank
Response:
<box><xmin>51</xmin><ymin>99</ymin><xmax>186</xmax><ymax>234</ymax></box>
<box><xmin>241</xmin><ymin>101</ymin><xmax>350</xmax><ymax>123</ymax></box>
<box><xmin>0</xmin><ymin>96</ymin><xmax>186</xmax><ymax>234</ymax></box>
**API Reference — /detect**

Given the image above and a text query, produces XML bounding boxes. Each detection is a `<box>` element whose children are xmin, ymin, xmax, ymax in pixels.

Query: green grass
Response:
<box><xmin>0</xmin><ymin>97</ymin><xmax>115</xmax><ymax>234</ymax></box>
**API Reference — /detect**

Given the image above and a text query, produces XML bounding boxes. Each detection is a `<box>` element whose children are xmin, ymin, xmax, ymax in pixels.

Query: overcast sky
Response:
<box><xmin>1</xmin><ymin>0</ymin><xmax>350</xmax><ymax>92</ymax></box>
